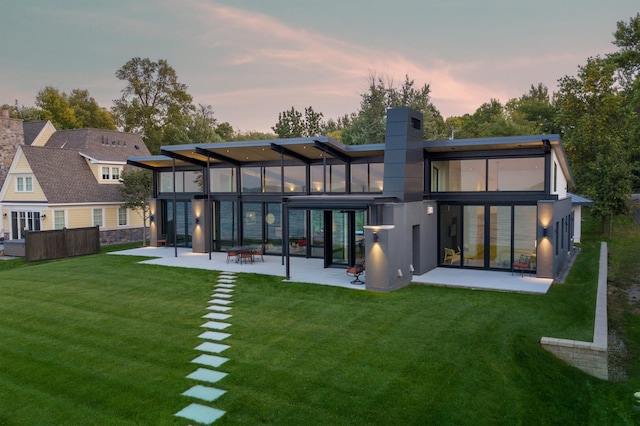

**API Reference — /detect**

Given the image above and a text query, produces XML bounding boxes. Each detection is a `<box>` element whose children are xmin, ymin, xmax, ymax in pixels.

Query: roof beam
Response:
<box><xmin>195</xmin><ymin>147</ymin><xmax>241</xmax><ymax>166</ymax></box>
<box><xmin>270</xmin><ymin>143</ymin><xmax>311</xmax><ymax>164</ymax></box>
<box><xmin>313</xmin><ymin>140</ymin><xmax>351</xmax><ymax>163</ymax></box>
<box><xmin>127</xmin><ymin>159</ymin><xmax>161</xmax><ymax>171</ymax></box>
<box><xmin>160</xmin><ymin>149</ymin><xmax>207</xmax><ymax>167</ymax></box>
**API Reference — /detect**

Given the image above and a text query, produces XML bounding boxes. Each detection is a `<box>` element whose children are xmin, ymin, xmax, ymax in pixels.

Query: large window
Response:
<box><xmin>241</xmin><ymin>167</ymin><xmax>262</xmax><ymax>192</ymax></box>
<box><xmin>210</xmin><ymin>168</ymin><xmax>236</xmax><ymax>192</ymax></box>
<box><xmin>284</xmin><ymin>166</ymin><xmax>306</xmax><ymax>193</ymax></box>
<box><xmin>101</xmin><ymin>166</ymin><xmax>121</xmax><ymax>181</ymax></box>
<box><xmin>432</xmin><ymin>157</ymin><xmax>544</xmax><ymax>192</ymax></box>
<box><xmin>310</xmin><ymin>164</ymin><xmax>346</xmax><ymax>193</ymax></box>
<box><xmin>351</xmin><ymin>163</ymin><xmax>384</xmax><ymax>193</ymax></box>
<box><xmin>159</xmin><ymin>171</ymin><xmax>203</xmax><ymax>193</ymax></box>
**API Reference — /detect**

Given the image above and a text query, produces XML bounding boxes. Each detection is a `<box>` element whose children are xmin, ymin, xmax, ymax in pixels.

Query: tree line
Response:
<box><xmin>4</xmin><ymin>14</ymin><xmax>639</xmax><ymax>234</ymax></box>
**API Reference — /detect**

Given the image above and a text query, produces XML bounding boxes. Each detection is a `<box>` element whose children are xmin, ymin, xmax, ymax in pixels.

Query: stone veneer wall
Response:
<box><xmin>540</xmin><ymin>242</ymin><xmax>608</xmax><ymax>380</ymax></box>
<box><xmin>100</xmin><ymin>227</ymin><xmax>149</xmax><ymax>246</ymax></box>
<box><xmin>0</xmin><ymin>116</ymin><xmax>24</xmax><ymax>189</ymax></box>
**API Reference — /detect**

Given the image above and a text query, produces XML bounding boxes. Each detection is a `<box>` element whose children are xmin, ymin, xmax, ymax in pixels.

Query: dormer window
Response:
<box><xmin>102</xmin><ymin>166</ymin><xmax>122</xmax><ymax>181</ymax></box>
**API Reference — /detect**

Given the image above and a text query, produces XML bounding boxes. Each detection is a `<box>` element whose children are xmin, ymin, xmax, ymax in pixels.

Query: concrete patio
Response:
<box><xmin>109</xmin><ymin>246</ymin><xmax>553</xmax><ymax>294</ymax></box>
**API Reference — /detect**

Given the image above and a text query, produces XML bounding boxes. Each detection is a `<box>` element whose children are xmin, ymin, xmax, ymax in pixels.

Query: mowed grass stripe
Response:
<box><xmin>0</xmin><ymin>254</ymin><xmax>215</xmax><ymax>425</ymax></box>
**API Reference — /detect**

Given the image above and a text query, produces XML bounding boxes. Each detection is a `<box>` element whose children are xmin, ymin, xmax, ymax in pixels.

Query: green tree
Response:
<box><xmin>215</xmin><ymin>122</ymin><xmax>235</xmax><ymax>141</ymax></box>
<box><xmin>35</xmin><ymin>86</ymin><xmax>78</xmax><ymax>129</ymax></box>
<box><xmin>118</xmin><ymin>169</ymin><xmax>153</xmax><ymax>245</ymax></box>
<box><xmin>67</xmin><ymin>89</ymin><xmax>116</xmax><ymax>129</ymax></box>
<box><xmin>342</xmin><ymin>74</ymin><xmax>445</xmax><ymax>145</ymax></box>
<box><xmin>112</xmin><ymin>57</ymin><xmax>195</xmax><ymax>154</ymax></box>
<box><xmin>556</xmin><ymin>56</ymin><xmax>632</xmax><ymax>234</ymax></box>
<box><xmin>187</xmin><ymin>104</ymin><xmax>222</xmax><ymax>143</ymax></box>
<box><xmin>505</xmin><ymin>83</ymin><xmax>558</xmax><ymax>134</ymax></box>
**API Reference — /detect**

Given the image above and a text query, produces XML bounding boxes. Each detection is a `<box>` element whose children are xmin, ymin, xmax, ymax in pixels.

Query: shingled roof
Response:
<box><xmin>45</xmin><ymin>128</ymin><xmax>150</xmax><ymax>161</ymax></box>
<box><xmin>22</xmin><ymin>121</ymin><xmax>49</xmax><ymax>145</ymax></box>
<box><xmin>20</xmin><ymin>145</ymin><xmax>123</xmax><ymax>204</ymax></box>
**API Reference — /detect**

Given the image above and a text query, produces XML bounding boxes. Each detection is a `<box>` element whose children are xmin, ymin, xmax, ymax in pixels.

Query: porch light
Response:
<box><xmin>149</xmin><ymin>215</ymin><xmax>154</xmax><ymax>222</ymax></box>
<box><xmin>542</xmin><ymin>227</ymin><xmax>548</xmax><ymax>237</ymax></box>
<box><xmin>195</xmin><ymin>217</ymin><xmax>200</xmax><ymax>224</ymax></box>
<box><xmin>373</xmin><ymin>231</ymin><xmax>379</xmax><ymax>242</ymax></box>
<box><xmin>41</xmin><ymin>214</ymin><xmax>46</xmax><ymax>219</ymax></box>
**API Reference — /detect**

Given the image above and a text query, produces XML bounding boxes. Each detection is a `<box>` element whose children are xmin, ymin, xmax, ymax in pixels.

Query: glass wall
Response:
<box><xmin>288</xmin><ymin>210</ymin><xmax>307</xmax><ymax>255</ymax></box>
<box><xmin>463</xmin><ymin>205</ymin><xmax>485</xmax><ymax>267</ymax></box>
<box><xmin>514</xmin><ymin>206</ymin><xmax>537</xmax><ymax>269</ymax></box>
<box><xmin>218</xmin><ymin>201</ymin><xmax>237</xmax><ymax>247</ymax></box>
<box><xmin>284</xmin><ymin>166</ymin><xmax>306</xmax><ymax>193</ymax></box>
<box><xmin>265</xmin><ymin>203</ymin><xmax>282</xmax><ymax>254</ymax></box>
<box><xmin>438</xmin><ymin>205</ymin><xmax>462</xmax><ymax>265</ymax></box>
<box><xmin>489</xmin><ymin>206</ymin><xmax>512</xmax><ymax>269</ymax></box>
<box><xmin>164</xmin><ymin>200</ymin><xmax>193</xmax><ymax>247</ymax></box>
<box><xmin>160</xmin><ymin>171</ymin><xmax>203</xmax><ymax>193</ymax></box>
<box><xmin>242</xmin><ymin>202</ymin><xmax>262</xmax><ymax>245</ymax></box>
<box><xmin>241</xmin><ymin>167</ymin><xmax>262</xmax><ymax>192</ymax></box>
<box><xmin>264</xmin><ymin>167</ymin><xmax>281</xmax><ymax>192</ymax></box>
<box><xmin>431</xmin><ymin>157</ymin><xmax>544</xmax><ymax>192</ymax></box>
<box><xmin>351</xmin><ymin>163</ymin><xmax>384</xmax><ymax>193</ymax></box>
<box><xmin>210</xmin><ymin>168</ymin><xmax>236</xmax><ymax>192</ymax></box>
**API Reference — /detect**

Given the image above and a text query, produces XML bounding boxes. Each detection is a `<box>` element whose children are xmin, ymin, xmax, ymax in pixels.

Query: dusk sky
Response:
<box><xmin>1</xmin><ymin>1</ymin><xmax>638</xmax><ymax>133</ymax></box>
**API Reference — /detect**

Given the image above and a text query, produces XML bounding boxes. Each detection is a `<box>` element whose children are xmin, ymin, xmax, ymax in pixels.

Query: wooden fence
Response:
<box><xmin>25</xmin><ymin>226</ymin><xmax>100</xmax><ymax>262</ymax></box>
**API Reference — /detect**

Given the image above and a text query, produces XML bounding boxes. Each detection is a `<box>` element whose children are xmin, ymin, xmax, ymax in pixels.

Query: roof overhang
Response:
<box><xmin>127</xmin><ymin>137</ymin><xmax>385</xmax><ymax>170</ymax></box>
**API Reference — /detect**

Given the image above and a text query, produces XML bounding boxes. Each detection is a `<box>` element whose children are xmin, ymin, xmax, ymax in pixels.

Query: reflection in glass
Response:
<box><xmin>488</xmin><ymin>158</ymin><xmax>544</xmax><ymax>191</ymax></box>
<box><xmin>514</xmin><ymin>206</ymin><xmax>537</xmax><ymax>270</ymax></box>
<box><xmin>241</xmin><ymin>167</ymin><xmax>261</xmax><ymax>192</ymax></box>
<box><xmin>439</xmin><ymin>205</ymin><xmax>462</xmax><ymax>266</ymax></box>
<box><xmin>490</xmin><ymin>206</ymin><xmax>512</xmax><ymax>269</ymax></box>
<box><xmin>284</xmin><ymin>166</ymin><xmax>306</xmax><ymax>192</ymax></box>
<box><xmin>210</xmin><ymin>168</ymin><xmax>236</xmax><ymax>192</ymax></box>
<box><xmin>464</xmin><ymin>205</ymin><xmax>485</xmax><ymax>267</ymax></box>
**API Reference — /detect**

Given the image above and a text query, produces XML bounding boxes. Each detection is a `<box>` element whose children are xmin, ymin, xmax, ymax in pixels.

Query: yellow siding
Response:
<box><xmin>13</xmin><ymin>153</ymin><xmax>32</xmax><ymax>173</ymax></box>
<box><xmin>66</xmin><ymin>208</ymin><xmax>93</xmax><ymax>228</ymax></box>
<box><xmin>4</xmin><ymin>175</ymin><xmax>47</xmax><ymax>202</ymax></box>
<box><xmin>89</xmin><ymin>160</ymin><xmax>102</xmax><ymax>181</ymax></box>
<box><xmin>31</xmin><ymin>124</ymin><xmax>56</xmax><ymax>146</ymax></box>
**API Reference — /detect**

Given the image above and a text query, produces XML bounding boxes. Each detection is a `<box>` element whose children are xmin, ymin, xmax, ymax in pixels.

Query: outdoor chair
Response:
<box><xmin>157</xmin><ymin>234</ymin><xmax>167</xmax><ymax>247</ymax></box>
<box><xmin>239</xmin><ymin>250</ymin><xmax>254</xmax><ymax>264</ymax></box>
<box><xmin>512</xmin><ymin>254</ymin><xmax>532</xmax><ymax>276</ymax></box>
<box><xmin>252</xmin><ymin>246</ymin><xmax>264</xmax><ymax>262</ymax></box>
<box><xmin>443</xmin><ymin>247</ymin><xmax>461</xmax><ymax>264</ymax></box>
<box><xmin>225</xmin><ymin>249</ymin><xmax>239</xmax><ymax>263</ymax></box>
<box><xmin>346</xmin><ymin>261</ymin><xmax>365</xmax><ymax>284</ymax></box>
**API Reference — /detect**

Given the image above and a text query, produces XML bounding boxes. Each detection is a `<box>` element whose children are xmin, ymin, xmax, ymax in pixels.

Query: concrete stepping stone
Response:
<box><xmin>192</xmin><ymin>353</ymin><xmax>229</xmax><ymax>368</ymax></box>
<box><xmin>216</xmin><ymin>283</ymin><xmax>235</xmax><ymax>288</ymax></box>
<box><xmin>187</xmin><ymin>367</ymin><xmax>228</xmax><ymax>384</ymax></box>
<box><xmin>202</xmin><ymin>312</ymin><xmax>232</xmax><ymax>321</ymax></box>
<box><xmin>207</xmin><ymin>305</ymin><xmax>232</xmax><ymax>312</ymax></box>
<box><xmin>182</xmin><ymin>385</ymin><xmax>226</xmax><ymax>402</ymax></box>
<box><xmin>175</xmin><ymin>403</ymin><xmax>225</xmax><ymax>424</ymax></box>
<box><xmin>201</xmin><ymin>321</ymin><xmax>231</xmax><ymax>330</ymax></box>
<box><xmin>196</xmin><ymin>341</ymin><xmax>230</xmax><ymax>354</ymax></box>
<box><xmin>214</xmin><ymin>288</ymin><xmax>234</xmax><ymax>293</ymax></box>
<box><xmin>210</xmin><ymin>293</ymin><xmax>232</xmax><ymax>300</ymax></box>
<box><xmin>198</xmin><ymin>331</ymin><xmax>231</xmax><ymax>341</ymax></box>
<box><xmin>210</xmin><ymin>298</ymin><xmax>232</xmax><ymax>305</ymax></box>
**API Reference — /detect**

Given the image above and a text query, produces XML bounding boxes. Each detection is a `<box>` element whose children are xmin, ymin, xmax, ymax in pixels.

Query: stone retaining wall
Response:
<box><xmin>540</xmin><ymin>242</ymin><xmax>608</xmax><ymax>380</ymax></box>
<box><xmin>100</xmin><ymin>227</ymin><xmax>148</xmax><ymax>246</ymax></box>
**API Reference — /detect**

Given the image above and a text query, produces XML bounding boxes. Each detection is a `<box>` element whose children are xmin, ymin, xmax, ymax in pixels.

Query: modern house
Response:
<box><xmin>128</xmin><ymin>107</ymin><xmax>576</xmax><ymax>291</ymax></box>
<box><xmin>0</xmin><ymin>110</ymin><xmax>151</xmax><ymax>248</ymax></box>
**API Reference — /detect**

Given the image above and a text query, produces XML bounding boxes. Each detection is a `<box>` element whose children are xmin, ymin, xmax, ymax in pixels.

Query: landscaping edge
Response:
<box><xmin>540</xmin><ymin>242</ymin><xmax>608</xmax><ymax>380</ymax></box>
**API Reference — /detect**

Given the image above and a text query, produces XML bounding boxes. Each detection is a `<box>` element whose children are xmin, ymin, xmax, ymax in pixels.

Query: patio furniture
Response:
<box><xmin>157</xmin><ymin>234</ymin><xmax>167</xmax><ymax>247</ymax></box>
<box><xmin>252</xmin><ymin>245</ymin><xmax>264</xmax><ymax>262</ymax></box>
<box><xmin>346</xmin><ymin>261</ymin><xmax>365</xmax><ymax>284</ymax></box>
<box><xmin>443</xmin><ymin>247</ymin><xmax>461</xmax><ymax>264</ymax></box>
<box><xmin>225</xmin><ymin>248</ymin><xmax>239</xmax><ymax>263</ymax></box>
<box><xmin>512</xmin><ymin>254</ymin><xmax>532</xmax><ymax>276</ymax></box>
<box><xmin>239</xmin><ymin>249</ymin><xmax>254</xmax><ymax>264</ymax></box>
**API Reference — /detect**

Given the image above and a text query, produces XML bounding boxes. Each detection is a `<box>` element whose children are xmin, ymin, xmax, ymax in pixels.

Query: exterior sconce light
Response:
<box><xmin>3</xmin><ymin>213</ymin><xmax>6</xmax><ymax>217</ymax></box>
<box><xmin>41</xmin><ymin>214</ymin><xmax>46</xmax><ymax>219</ymax></box>
<box><xmin>373</xmin><ymin>231</ymin><xmax>379</xmax><ymax>242</ymax></box>
<box><xmin>149</xmin><ymin>215</ymin><xmax>154</xmax><ymax>222</ymax></box>
<box><xmin>195</xmin><ymin>217</ymin><xmax>200</xmax><ymax>224</ymax></box>
<box><xmin>542</xmin><ymin>227</ymin><xmax>548</xmax><ymax>237</ymax></box>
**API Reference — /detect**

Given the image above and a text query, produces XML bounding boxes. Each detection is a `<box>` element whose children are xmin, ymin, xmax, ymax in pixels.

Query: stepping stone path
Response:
<box><xmin>175</xmin><ymin>272</ymin><xmax>236</xmax><ymax>424</ymax></box>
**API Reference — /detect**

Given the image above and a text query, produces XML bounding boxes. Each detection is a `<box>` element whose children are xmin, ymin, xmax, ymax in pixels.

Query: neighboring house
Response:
<box><xmin>128</xmin><ymin>107</ymin><xmax>576</xmax><ymax>291</ymax></box>
<box><xmin>568</xmin><ymin>192</ymin><xmax>593</xmax><ymax>243</ymax></box>
<box><xmin>0</xmin><ymin>113</ymin><xmax>150</xmax><ymax>245</ymax></box>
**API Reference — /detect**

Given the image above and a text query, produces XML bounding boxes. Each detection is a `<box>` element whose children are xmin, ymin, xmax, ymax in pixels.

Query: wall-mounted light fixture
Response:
<box><xmin>41</xmin><ymin>214</ymin><xmax>46</xmax><ymax>219</ymax></box>
<box><xmin>542</xmin><ymin>227</ymin><xmax>548</xmax><ymax>237</ymax></box>
<box><xmin>195</xmin><ymin>217</ymin><xmax>200</xmax><ymax>224</ymax></box>
<box><xmin>3</xmin><ymin>213</ymin><xmax>6</xmax><ymax>217</ymax></box>
<box><xmin>373</xmin><ymin>231</ymin><xmax>379</xmax><ymax>242</ymax></box>
<box><xmin>149</xmin><ymin>215</ymin><xmax>154</xmax><ymax>222</ymax></box>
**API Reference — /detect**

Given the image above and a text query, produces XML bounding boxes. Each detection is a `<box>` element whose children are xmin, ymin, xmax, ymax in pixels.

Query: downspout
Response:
<box><xmin>172</xmin><ymin>157</ymin><xmax>177</xmax><ymax>258</ymax></box>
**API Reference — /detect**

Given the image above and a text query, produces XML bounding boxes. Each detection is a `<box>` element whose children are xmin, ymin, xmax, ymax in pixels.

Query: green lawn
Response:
<box><xmin>1</xmin><ymin>218</ymin><xmax>639</xmax><ymax>425</ymax></box>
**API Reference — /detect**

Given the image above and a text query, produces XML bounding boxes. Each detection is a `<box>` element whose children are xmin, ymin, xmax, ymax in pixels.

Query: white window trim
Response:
<box><xmin>101</xmin><ymin>166</ymin><xmax>123</xmax><ymax>182</ymax></box>
<box><xmin>118</xmin><ymin>206</ymin><xmax>129</xmax><ymax>226</ymax></box>
<box><xmin>92</xmin><ymin>208</ymin><xmax>104</xmax><ymax>228</ymax></box>
<box><xmin>53</xmin><ymin>210</ymin><xmax>66</xmax><ymax>230</ymax></box>
<box><xmin>14</xmin><ymin>175</ymin><xmax>34</xmax><ymax>193</ymax></box>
